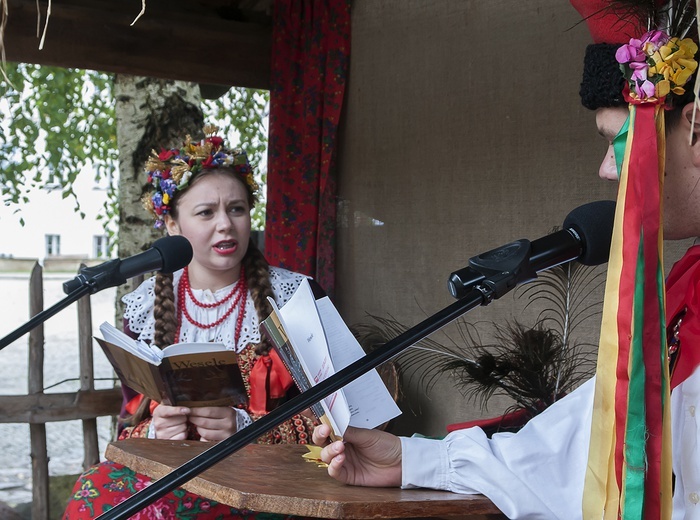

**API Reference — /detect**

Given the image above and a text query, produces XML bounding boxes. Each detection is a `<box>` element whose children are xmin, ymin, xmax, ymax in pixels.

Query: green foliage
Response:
<box><xmin>203</xmin><ymin>88</ymin><xmax>270</xmax><ymax>230</ymax></box>
<box><xmin>0</xmin><ymin>63</ymin><xmax>118</xmax><ymax>215</ymax></box>
<box><xmin>1</xmin><ymin>64</ymin><xmax>270</xmax><ymax>235</ymax></box>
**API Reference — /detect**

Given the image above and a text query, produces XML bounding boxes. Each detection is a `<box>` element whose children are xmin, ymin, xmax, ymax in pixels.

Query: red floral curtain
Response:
<box><xmin>264</xmin><ymin>0</ymin><xmax>351</xmax><ymax>295</ymax></box>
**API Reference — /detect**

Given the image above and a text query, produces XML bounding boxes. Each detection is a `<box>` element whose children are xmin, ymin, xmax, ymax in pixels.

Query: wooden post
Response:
<box><xmin>28</xmin><ymin>263</ymin><xmax>49</xmax><ymax>520</ymax></box>
<box><xmin>78</xmin><ymin>264</ymin><xmax>100</xmax><ymax>469</ymax></box>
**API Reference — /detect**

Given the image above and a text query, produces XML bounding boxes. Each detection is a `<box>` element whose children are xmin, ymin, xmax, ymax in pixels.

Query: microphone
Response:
<box><xmin>62</xmin><ymin>235</ymin><xmax>193</xmax><ymax>294</ymax></box>
<box><xmin>447</xmin><ymin>200</ymin><xmax>615</xmax><ymax>300</ymax></box>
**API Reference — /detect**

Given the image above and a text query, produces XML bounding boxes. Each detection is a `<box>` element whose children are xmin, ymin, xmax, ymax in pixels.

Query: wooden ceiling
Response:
<box><xmin>3</xmin><ymin>0</ymin><xmax>274</xmax><ymax>90</ymax></box>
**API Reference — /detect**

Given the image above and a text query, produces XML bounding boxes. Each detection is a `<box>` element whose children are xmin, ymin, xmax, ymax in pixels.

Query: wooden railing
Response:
<box><xmin>0</xmin><ymin>263</ymin><xmax>122</xmax><ymax>520</ymax></box>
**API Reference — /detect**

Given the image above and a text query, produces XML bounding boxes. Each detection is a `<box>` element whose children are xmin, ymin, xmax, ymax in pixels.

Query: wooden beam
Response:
<box><xmin>3</xmin><ymin>0</ymin><xmax>272</xmax><ymax>90</ymax></box>
<box><xmin>0</xmin><ymin>388</ymin><xmax>123</xmax><ymax>423</ymax></box>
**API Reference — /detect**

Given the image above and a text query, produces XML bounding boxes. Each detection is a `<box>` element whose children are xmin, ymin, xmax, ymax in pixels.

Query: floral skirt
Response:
<box><xmin>63</xmin><ymin>461</ymin><xmax>306</xmax><ymax>519</ymax></box>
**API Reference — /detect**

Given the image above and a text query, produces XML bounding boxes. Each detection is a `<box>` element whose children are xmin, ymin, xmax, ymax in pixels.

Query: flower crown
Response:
<box><xmin>616</xmin><ymin>30</ymin><xmax>698</xmax><ymax>103</ymax></box>
<box><xmin>142</xmin><ymin>125</ymin><xmax>259</xmax><ymax>228</ymax></box>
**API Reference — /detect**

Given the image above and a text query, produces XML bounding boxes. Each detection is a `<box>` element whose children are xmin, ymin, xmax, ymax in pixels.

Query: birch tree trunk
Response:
<box><xmin>114</xmin><ymin>75</ymin><xmax>203</xmax><ymax>324</ymax></box>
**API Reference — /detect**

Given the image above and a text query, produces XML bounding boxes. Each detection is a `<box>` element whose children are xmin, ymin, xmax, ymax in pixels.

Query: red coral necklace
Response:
<box><xmin>176</xmin><ymin>265</ymin><xmax>247</xmax><ymax>343</ymax></box>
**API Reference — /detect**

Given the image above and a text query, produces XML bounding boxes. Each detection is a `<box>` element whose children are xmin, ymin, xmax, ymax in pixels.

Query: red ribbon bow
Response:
<box><xmin>248</xmin><ymin>349</ymin><xmax>294</xmax><ymax>415</ymax></box>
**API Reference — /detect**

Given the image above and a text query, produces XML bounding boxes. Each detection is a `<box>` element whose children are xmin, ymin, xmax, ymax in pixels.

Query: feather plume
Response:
<box><xmin>601</xmin><ymin>0</ymin><xmax>697</xmax><ymax>37</ymax></box>
<box><xmin>351</xmin><ymin>259</ymin><xmax>604</xmax><ymax>423</ymax></box>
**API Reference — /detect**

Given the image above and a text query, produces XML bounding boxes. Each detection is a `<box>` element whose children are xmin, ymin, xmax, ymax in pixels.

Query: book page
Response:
<box><xmin>270</xmin><ymin>280</ymin><xmax>351</xmax><ymax>436</ymax></box>
<box><xmin>315</xmin><ymin>297</ymin><xmax>402</xmax><ymax>429</ymax></box>
<box><xmin>99</xmin><ymin>322</ymin><xmax>162</xmax><ymax>364</ymax></box>
<box><xmin>162</xmin><ymin>342</ymin><xmax>228</xmax><ymax>357</ymax></box>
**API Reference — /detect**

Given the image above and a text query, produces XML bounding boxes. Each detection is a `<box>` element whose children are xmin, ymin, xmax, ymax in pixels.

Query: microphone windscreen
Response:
<box><xmin>152</xmin><ymin>235</ymin><xmax>193</xmax><ymax>274</ymax></box>
<box><xmin>563</xmin><ymin>200</ymin><xmax>615</xmax><ymax>266</ymax></box>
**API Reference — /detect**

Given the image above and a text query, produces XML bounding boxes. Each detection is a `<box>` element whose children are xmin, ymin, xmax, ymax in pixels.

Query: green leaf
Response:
<box><xmin>3</xmin><ymin>64</ymin><xmax>269</xmax><ymax>233</ymax></box>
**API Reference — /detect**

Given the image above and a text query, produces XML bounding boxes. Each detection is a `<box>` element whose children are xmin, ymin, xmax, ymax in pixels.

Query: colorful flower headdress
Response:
<box><xmin>616</xmin><ymin>29</ymin><xmax>698</xmax><ymax>103</ymax></box>
<box><xmin>576</xmin><ymin>0</ymin><xmax>699</xmax><ymax>110</ymax></box>
<box><xmin>142</xmin><ymin>124</ymin><xmax>259</xmax><ymax>228</ymax></box>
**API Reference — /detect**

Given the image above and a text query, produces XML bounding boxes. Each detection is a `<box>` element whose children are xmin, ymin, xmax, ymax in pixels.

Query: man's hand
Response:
<box><xmin>151</xmin><ymin>404</ymin><xmax>190</xmax><ymax>440</ymax></box>
<box><xmin>312</xmin><ymin>424</ymin><xmax>402</xmax><ymax>487</ymax></box>
<box><xmin>188</xmin><ymin>406</ymin><xmax>237</xmax><ymax>441</ymax></box>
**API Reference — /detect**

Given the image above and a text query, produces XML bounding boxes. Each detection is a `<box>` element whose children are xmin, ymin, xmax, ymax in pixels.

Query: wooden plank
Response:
<box><xmin>30</xmin><ymin>423</ymin><xmax>49</xmax><ymax>520</ymax></box>
<box><xmin>78</xmin><ymin>276</ymin><xmax>95</xmax><ymax>393</ymax></box>
<box><xmin>77</xmin><ymin>270</ymin><xmax>101</xmax><ymax>468</ymax></box>
<box><xmin>3</xmin><ymin>0</ymin><xmax>272</xmax><ymax>89</ymax></box>
<box><xmin>106</xmin><ymin>439</ymin><xmax>506</xmax><ymax>519</ymax></box>
<box><xmin>0</xmin><ymin>388</ymin><xmax>123</xmax><ymax>423</ymax></box>
<box><xmin>28</xmin><ymin>262</ymin><xmax>44</xmax><ymax>395</ymax></box>
<box><xmin>28</xmin><ymin>263</ymin><xmax>49</xmax><ymax>520</ymax></box>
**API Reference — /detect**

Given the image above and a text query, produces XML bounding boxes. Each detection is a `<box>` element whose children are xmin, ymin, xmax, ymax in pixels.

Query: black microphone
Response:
<box><xmin>447</xmin><ymin>200</ymin><xmax>616</xmax><ymax>299</ymax></box>
<box><xmin>62</xmin><ymin>235</ymin><xmax>193</xmax><ymax>294</ymax></box>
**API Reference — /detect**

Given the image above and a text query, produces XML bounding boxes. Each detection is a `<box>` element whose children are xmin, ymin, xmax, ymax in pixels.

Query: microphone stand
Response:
<box><xmin>0</xmin><ymin>283</ymin><xmax>94</xmax><ymax>351</ymax></box>
<box><xmin>0</xmin><ymin>259</ymin><xmax>149</xmax><ymax>351</ymax></box>
<box><xmin>97</xmin><ymin>250</ymin><xmax>536</xmax><ymax>520</ymax></box>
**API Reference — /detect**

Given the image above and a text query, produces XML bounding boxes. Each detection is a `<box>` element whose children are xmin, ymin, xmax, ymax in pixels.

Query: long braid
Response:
<box><xmin>153</xmin><ymin>271</ymin><xmax>177</xmax><ymax>349</ymax></box>
<box><xmin>121</xmin><ymin>271</ymin><xmax>177</xmax><ymax>428</ymax></box>
<box><xmin>242</xmin><ymin>239</ymin><xmax>275</xmax><ymax>355</ymax></box>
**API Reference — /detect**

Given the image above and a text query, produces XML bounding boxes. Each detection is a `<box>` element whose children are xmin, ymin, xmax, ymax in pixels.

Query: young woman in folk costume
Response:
<box><xmin>63</xmin><ymin>125</ymin><xmax>319</xmax><ymax>519</ymax></box>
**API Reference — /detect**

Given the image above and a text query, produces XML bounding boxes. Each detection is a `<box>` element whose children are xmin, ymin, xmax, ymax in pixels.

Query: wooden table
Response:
<box><xmin>106</xmin><ymin>438</ymin><xmax>506</xmax><ymax>519</ymax></box>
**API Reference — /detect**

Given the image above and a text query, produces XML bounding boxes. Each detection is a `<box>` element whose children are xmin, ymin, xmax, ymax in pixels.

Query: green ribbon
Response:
<box><xmin>622</xmin><ymin>238</ymin><xmax>648</xmax><ymax>518</ymax></box>
<box><xmin>613</xmin><ymin>115</ymin><xmax>630</xmax><ymax>179</ymax></box>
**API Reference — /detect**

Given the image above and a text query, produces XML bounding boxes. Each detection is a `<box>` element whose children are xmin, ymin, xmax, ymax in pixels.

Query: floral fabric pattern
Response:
<box><xmin>63</xmin><ymin>461</ymin><xmax>306</xmax><ymax>519</ymax></box>
<box><xmin>264</xmin><ymin>0</ymin><xmax>351</xmax><ymax>295</ymax></box>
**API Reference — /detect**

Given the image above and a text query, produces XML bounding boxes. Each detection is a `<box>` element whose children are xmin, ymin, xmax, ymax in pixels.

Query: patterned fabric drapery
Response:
<box><xmin>264</xmin><ymin>0</ymin><xmax>351</xmax><ymax>295</ymax></box>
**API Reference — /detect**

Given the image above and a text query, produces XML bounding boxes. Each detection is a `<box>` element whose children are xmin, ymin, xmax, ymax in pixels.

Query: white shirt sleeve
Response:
<box><xmin>671</xmin><ymin>365</ymin><xmax>700</xmax><ymax>520</ymax></box>
<box><xmin>401</xmin><ymin>377</ymin><xmax>595</xmax><ymax>520</ymax></box>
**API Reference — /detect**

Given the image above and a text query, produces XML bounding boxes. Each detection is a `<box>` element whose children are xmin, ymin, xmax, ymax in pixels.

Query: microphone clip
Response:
<box><xmin>448</xmin><ymin>239</ymin><xmax>537</xmax><ymax>301</ymax></box>
<box><xmin>63</xmin><ymin>260</ymin><xmax>125</xmax><ymax>295</ymax></box>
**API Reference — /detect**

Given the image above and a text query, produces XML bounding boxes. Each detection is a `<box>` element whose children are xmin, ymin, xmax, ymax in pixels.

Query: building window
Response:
<box><xmin>93</xmin><ymin>235</ymin><xmax>109</xmax><ymax>258</ymax></box>
<box><xmin>45</xmin><ymin>235</ymin><xmax>61</xmax><ymax>256</ymax></box>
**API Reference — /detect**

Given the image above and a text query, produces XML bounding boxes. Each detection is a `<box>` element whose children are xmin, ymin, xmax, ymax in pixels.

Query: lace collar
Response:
<box><xmin>122</xmin><ymin>266</ymin><xmax>307</xmax><ymax>352</ymax></box>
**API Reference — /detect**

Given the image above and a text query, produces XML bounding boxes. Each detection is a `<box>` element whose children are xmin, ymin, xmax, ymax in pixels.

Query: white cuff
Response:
<box><xmin>233</xmin><ymin>407</ymin><xmax>253</xmax><ymax>431</ymax></box>
<box><xmin>401</xmin><ymin>435</ymin><xmax>448</xmax><ymax>490</ymax></box>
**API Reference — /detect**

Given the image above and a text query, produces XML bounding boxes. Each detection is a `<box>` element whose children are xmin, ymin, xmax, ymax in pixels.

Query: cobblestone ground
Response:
<box><xmin>0</xmin><ymin>274</ymin><xmax>117</xmax><ymax>507</ymax></box>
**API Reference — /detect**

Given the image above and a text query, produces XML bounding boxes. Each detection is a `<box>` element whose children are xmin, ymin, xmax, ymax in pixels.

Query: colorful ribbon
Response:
<box><xmin>582</xmin><ymin>101</ymin><xmax>672</xmax><ymax>519</ymax></box>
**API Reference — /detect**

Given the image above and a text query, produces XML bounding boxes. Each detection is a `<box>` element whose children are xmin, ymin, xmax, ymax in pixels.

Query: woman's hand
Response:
<box><xmin>151</xmin><ymin>404</ymin><xmax>191</xmax><ymax>440</ymax></box>
<box><xmin>187</xmin><ymin>406</ymin><xmax>237</xmax><ymax>441</ymax></box>
<box><xmin>312</xmin><ymin>425</ymin><xmax>403</xmax><ymax>487</ymax></box>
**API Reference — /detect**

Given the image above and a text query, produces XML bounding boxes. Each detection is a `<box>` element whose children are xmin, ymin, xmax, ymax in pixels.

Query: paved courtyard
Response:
<box><xmin>0</xmin><ymin>273</ymin><xmax>117</xmax><ymax>507</ymax></box>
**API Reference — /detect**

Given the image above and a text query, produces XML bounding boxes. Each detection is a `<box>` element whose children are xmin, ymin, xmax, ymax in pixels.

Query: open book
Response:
<box><xmin>96</xmin><ymin>322</ymin><xmax>247</xmax><ymax>408</ymax></box>
<box><xmin>260</xmin><ymin>279</ymin><xmax>401</xmax><ymax>438</ymax></box>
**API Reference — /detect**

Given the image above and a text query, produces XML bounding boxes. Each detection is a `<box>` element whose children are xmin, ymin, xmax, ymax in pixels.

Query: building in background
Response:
<box><xmin>0</xmin><ymin>165</ymin><xmax>114</xmax><ymax>271</ymax></box>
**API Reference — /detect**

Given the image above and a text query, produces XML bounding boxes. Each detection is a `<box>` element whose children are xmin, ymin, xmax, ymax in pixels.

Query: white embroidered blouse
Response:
<box><xmin>122</xmin><ymin>266</ymin><xmax>307</xmax><ymax>352</ymax></box>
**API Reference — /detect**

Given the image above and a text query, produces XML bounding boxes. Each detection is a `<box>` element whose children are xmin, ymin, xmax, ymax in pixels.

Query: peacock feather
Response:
<box><xmin>351</xmin><ymin>259</ymin><xmax>605</xmax><ymax>422</ymax></box>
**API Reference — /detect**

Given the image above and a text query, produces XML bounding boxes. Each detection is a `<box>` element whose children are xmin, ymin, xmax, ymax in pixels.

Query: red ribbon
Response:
<box><xmin>447</xmin><ymin>408</ymin><xmax>533</xmax><ymax>434</ymax></box>
<box><xmin>668</xmin><ymin>245</ymin><xmax>700</xmax><ymax>388</ymax></box>
<box><xmin>124</xmin><ymin>394</ymin><xmax>159</xmax><ymax>415</ymax></box>
<box><xmin>248</xmin><ymin>349</ymin><xmax>294</xmax><ymax>415</ymax></box>
<box><xmin>125</xmin><ymin>394</ymin><xmax>143</xmax><ymax>415</ymax></box>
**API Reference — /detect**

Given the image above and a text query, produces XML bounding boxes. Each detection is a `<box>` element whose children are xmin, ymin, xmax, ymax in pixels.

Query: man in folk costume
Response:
<box><xmin>575</xmin><ymin>0</ymin><xmax>699</xmax><ymax>518</ymax></box>
<box><xmin>310</xmin><ymin>1</ymin><xmax>700</xmax><ymax>519</ymax></box>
